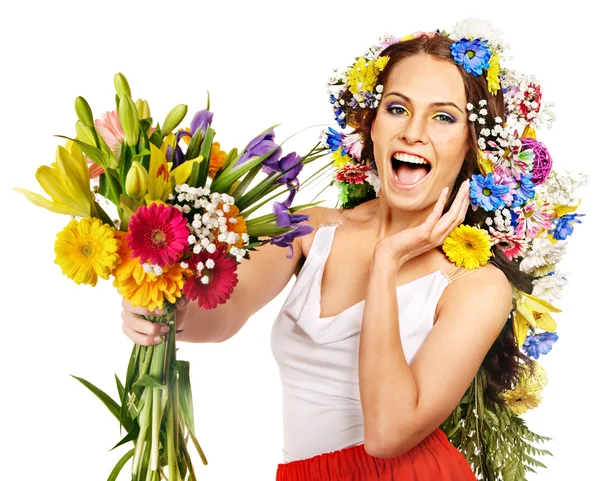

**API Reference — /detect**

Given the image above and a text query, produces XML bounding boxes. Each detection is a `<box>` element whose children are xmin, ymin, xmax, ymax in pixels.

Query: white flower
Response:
<box><xmin>206</xmin><ymin>243</ymin><xmax>217</xmax><ymax>253</ymax></box>
<box><xmin>200</xmin><ymin>275</ymin><xmax>210</xmax><ymax>285</ymax></box>
<box><xmin>519</xmin><ymin>238</ymin><xmax>567</xmax><ymax>273</ymax></box>
<box><xmin>205</xmin><ymin>258</ymin><xmax>215</xmax><ymax>269</ymax></box>
<box><xmin>450</xmin><ymin>17</ymin><xmax>505</xmax><ymax>50</ymax></box>
<box><xmin>180</xmin><ymin>261</ymin><xmax>189</xmax><ymax>269</ymax></box>
<box><xmin>365</xmin><ymin>169</ymin><xmax>381</xmax><ymax>197</ymax></box>
<box><xmin>532</xmin><ymin>271</ymin><xmax>569</xmax><ymax>302</ymax></box>
<box><xmin>187</xmin><ymin>234</ymin><xmax>196</xmax><ymax>245</ymax></box>
<box><xmin>342</xmin><ymin>132</ymin><xmax>364</xmax><ymax>160</ymax></box>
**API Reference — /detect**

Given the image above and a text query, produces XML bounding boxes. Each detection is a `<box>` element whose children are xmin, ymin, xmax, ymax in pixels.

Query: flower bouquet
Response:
<box><xmin>15</xmin><ymin>73</ymin><xmax>331</xmax><ymax>481</ymax></box>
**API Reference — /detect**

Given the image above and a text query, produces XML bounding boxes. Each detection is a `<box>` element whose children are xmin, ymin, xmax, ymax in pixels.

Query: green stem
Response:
<box><xmin>149</xmin><ymin>340</ymin><xmax>166</xmax><ymax>472</ymax></box>
<box><xmin>132</xmin><ymin>390</ymin><xmax>152</xmax><ymax>475</ymax></box>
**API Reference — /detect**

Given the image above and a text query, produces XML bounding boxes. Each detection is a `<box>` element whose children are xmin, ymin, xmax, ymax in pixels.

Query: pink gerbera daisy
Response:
<box><xmin>335</xmin><ymin>163</ymin><xmax>370</xmax><ymax>184</ymax></box>
<box><xmin>489</xmin><ymin>226</ymin><xmax>526</xmax><ymax>260</ymax></box>
<box><xmin>182</xmin><ymin>247</ymin><xmax>239</xmax><ymax>310</ymax></box>
<box><xmin>95</xmin><ymin>110</ymin><xmax>125</xmax><ymax>156</ymax></box>
<box><xmin>127</xmin><ymin>203</ymin><xmax>189</xmax><ymax>267</ymax></box>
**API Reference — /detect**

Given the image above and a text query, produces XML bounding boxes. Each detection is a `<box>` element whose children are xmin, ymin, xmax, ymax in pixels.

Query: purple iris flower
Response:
<box><xmin>270</xmin><ymin>223</ymin><xmax>314</xmax><ymax>259</ymax></box>
<box><xmin>273</xmin><ymin>201</ymin><xmax>310</xmax><ymax>227</ymax></box>
<box><xmin>166</xmin><ymin>144</ymin><xmax>185</xmax><ymax>168</ymax></box>
<box><xmin>236</xmin><ymin>129</ymin><xmax>282</xmax><ymax>167</ymax></box>
<box><xmin>522</xmin><ymin>332</ymin><xmax>559</xmax><ymax>359</ymax></box>
<box><xmin>262</xmin><ymin>152</ymin><xmax>304</xmax><ymax>185</ymax></box>
<box><xmin>190</xmin><ymin>109</ymin><xmax>213</xmax><ymax>136</ymax></box>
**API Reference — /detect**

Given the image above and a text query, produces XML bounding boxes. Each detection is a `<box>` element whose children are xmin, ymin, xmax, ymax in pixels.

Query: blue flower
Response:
<box><xmin>330</xmin><ymin>94</ymin><xmax>347</xmax><ymax>129</ymax></box>
<box><xmin>324</xmin><ymin>127</ymin><xmax>347</xmax><ymax>154</ymax></box>
<box><xmin>512</xmin><ymin>173</ymin><xmax>536</xmax><ymax>207</ymax></box>
<box><xmin>470</xmin><ymin>173</ymin><xmax>509</xmax><ymax>212</ymax></box>
<box><xmin>551</xmin><ymin>213</ymin><xmax>584</xmax><ymax>240</ymax></box>
<box><xmin>522</xmin><ymin>332</ymin><xmax>559</xmax><ymax>359</ymax></box>
<box><xmin>450</xmin><ymin>38</ymin><xmax>492</xmax><ymax>76</ymax></box>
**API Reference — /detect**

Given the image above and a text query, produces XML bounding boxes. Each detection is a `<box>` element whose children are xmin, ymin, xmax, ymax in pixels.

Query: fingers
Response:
<box><xmin>122</xmin><ymin>297</ymin><xmax>165</xmax><ymax>317</ymax></box>
<box><xmin>435</xmin><ymin>180</ymin><xmax>470</xmax><ymax>236</ymax></box>
<box><xmin>421</xmin><ymin>186</ymin><xmax>450</xmax><ymax>233</ymax></box>
<box><xmin>122</xmin><ymin>322</ymin><xmax>165</xmax><ymax>346</ymax></box>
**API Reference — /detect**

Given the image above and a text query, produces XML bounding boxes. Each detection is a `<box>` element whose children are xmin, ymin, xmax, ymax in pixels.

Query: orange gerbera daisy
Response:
<box><xmin>112</xmin><ymin>231</ymin><xmax>190</xmax><ymax>311</ymax></box>
<box><xmin>212</xmin><ymin>202</ymin><xmax>248</xmax><ymax>252</ymax></box>
<box><xmin>209</xmin><ymin>142</ymin><xmax>227</xmax><ymax>178</ymax></box>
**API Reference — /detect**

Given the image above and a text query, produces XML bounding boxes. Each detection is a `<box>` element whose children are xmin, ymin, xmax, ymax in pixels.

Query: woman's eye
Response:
<box><xmin>434</xmin><ymin>113</ymin><xmax>456</xmax><ymax>124</ymax></box>
<box><xmin>387</xmin><ymin>105</ymin><xmax>408</xmax><ymax>116</ymax></box>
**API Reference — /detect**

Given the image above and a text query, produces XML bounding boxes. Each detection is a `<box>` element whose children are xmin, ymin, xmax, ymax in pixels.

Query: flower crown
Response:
<box><xmin>319</xmin><ymin>18</ymin><xmax>588</xmax><ymax>477</ymax></box>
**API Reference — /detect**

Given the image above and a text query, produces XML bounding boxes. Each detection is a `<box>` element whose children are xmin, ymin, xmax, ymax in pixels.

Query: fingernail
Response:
<box><xmin>154</xmin><ymin>336</ymin><xmax>163</xmax><ymax>344</ymax></box>
<box><xmin>159</xmin><ymin>325</ymin><xmax>170</xmax><ymax>334</ymax></box>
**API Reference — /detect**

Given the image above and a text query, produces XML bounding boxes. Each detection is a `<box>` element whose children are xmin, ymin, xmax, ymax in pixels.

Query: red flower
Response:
<box><xmin>335</xmin><ymin>163</ymin><xmax>370</xmax><ymax>184</ymax></box>
<box><xmin>182</xmin><ymin>247</ymin><xmax>239</xmax><ymax>310</ymax></box>
<box><xmin>127</xmin><ymin>203</ymin><xmax>189</xmax><ymax>267</ymax></box>
<box><xmin>518</xmin><ymin>82</ymin><xmax>542</xmax><ymax>118</ymax></box>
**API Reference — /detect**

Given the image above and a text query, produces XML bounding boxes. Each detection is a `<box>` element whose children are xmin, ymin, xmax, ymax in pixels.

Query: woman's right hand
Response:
<box><xmin>121</xmin><ymin>297</ymin><xmax>189</xmax><ymax>346</ymax></box>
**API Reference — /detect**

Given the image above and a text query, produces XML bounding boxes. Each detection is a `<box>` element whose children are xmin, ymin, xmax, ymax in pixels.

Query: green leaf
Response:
<box><xmin>107</xmin><ymin>448</ymin><xmax>135</xmax><ymax>481</ymax></box>
<box><xmin>173</xmin><ymin>361</ymin><xmax>194</xmax><ymax>433</ymax></box>
<box><xmin>196</xmin><ymin>127</ymin><xmax>216</xmax><ymax>187</ymax></box>
<box><xmin>110</xmin><ymin>420</ymin><xmax>140</xmax><ymax>451</ymax></box>
<box><xmin>132</xmin><ymin>374</ymin><xmax>166</xmax><ymax>390</ymax></box>
<box><xmin>71</xmin><ymin>375</ymin><xmax>132</xmax><ymax>432</ymax></box>
<box><xmin>120</xmin><ymin>343</ymin><xmax>140</xmax><ymax>430</ymax></box>
<box><xmin>115</xmin><ymin>374</ymin><xmax>124</xmax><ymax>401</ymax></box>
<box><xmin>55</xmin><ymin>135</ymin><xmax>112</xmax><ymax>169</ymax></box>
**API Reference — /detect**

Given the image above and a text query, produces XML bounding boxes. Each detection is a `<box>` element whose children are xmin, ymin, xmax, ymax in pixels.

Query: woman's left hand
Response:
<box><xmin>374</xmin><ymin>179</ymin><xmax>471</xmax><ymax>266</ymax></box>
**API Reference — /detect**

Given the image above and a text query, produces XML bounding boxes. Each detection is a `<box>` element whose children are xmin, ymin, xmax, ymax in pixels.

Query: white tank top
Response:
<box><xmin>270</xmin><ymin>220</ymin><xmax>472</xmax><ymax>463</ymax></box>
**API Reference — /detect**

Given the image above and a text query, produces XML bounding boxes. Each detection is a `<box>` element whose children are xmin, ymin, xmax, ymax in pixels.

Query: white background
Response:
<box><xmin>2</xmin><ymin>1</ymin><xmax>598</xmax><ymax>480</ymax></box>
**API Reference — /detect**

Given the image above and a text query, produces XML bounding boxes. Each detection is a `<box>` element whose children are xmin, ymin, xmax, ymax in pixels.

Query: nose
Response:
<box><xmin>400</xmin><ymin>114</ymin><xmax>427</xmax><ymax>145</ymax></box>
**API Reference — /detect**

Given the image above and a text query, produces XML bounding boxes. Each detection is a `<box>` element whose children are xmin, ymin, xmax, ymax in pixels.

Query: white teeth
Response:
<box><xmin>392</xmin><ymin>152</ymin><xmax>429</xmax><ymax>165</ymax></box>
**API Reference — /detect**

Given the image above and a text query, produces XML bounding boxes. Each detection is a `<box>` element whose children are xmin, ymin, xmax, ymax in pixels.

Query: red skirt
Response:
<box><xmin>276</xmin><ymin>428</ymin><xmax>476</xmax><ymax>481</ymax></box>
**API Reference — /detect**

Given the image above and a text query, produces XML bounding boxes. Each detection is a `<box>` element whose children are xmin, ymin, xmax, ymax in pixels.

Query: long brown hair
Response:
<box><xmin>342</xmin><ymin>35</ymin><xmax>534</xmax><ymax>404</ymax></box>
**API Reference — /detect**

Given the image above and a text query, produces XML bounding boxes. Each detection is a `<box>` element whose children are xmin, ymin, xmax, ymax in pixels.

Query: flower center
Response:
<box><xmin>81</xmin><ymin>244</ymin><xmax>94</xmax><ymax>257</ymax></box>
<box><xmin>464</xmin><ymin>241</ymin><xmax>474</xmax><ymax>250</ymax></box>
<box><xmin>466</xmin><ymin>50</ymin><xmax>475</xmax><ymax>59</ymax></box>
<box><xmin>483</xmin><ymin>188</ymin><xmax>491</xmax><ymax>196</ymax></box>
<box><xmin>152</xmin><ymin>230</ymin><xmax>166</xmax><ymax>246</ymax></box>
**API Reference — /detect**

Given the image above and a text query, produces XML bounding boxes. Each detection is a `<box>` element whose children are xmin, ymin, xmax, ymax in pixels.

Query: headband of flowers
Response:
<box><xmin>319</xmin><ymin>15</ymin><xmax>587</xmax><ymax>402</ymax></box>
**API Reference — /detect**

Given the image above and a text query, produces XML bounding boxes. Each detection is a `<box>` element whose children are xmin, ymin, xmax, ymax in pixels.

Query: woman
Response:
<box><xmin>120</xmin><ymin>25</ymin><xmax>563</xmax><ymax>480</ymax></box>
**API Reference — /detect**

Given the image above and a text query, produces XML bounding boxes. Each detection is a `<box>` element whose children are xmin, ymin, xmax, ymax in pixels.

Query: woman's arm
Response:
<box><xmin>359</xmin><ymin>255</ymin><xmax>512</xmax><ymax>458</ymax></box>
<box><xmin>177</xmin><ymin>206</ymin><xmax>325</xmax><ymax>343</ymax></box>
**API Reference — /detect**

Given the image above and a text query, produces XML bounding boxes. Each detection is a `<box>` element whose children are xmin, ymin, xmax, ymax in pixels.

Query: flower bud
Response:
<box><xmin>125</xmin><ymin>161</ymin><xmax>149</xmax><ymax>199</ymax></box>
<box><xmin>75</xmin><ymin>96</ymin><xmax>94</xmax><ymax>128</ymax></box>
<box><xmin>75</xmin><ymin>120</ymin><xmax>96</xmax><ymax>145</ymax></box>
<box><xmin>114</xmin><ymin>72</ymin><xmax>132</xmax><ymax>98</ymax></box>
<box><xmin>162</xmin><ymin>104</ymin><xmax>188</xmax><ymax>135</ymax></box>
<box><xmin>135</xmin><ymin>99</ymin><xmax>151</xmax><ymax>120</ymax></box>
<box><xmin>117</xmin><ymin>94</ymin><xmax>140</xmax><ymax>146</ymax></box>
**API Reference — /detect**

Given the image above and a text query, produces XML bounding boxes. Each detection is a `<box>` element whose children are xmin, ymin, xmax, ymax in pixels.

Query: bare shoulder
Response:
<box><xmin>294</xmin><ymin>205</ymin><xmax>343</xmax><ymax>256</ymax></box>
<box><xmin>437</xmin><ymin>262</ymin><xmax>513</xmax><ymax>321</ymax></box>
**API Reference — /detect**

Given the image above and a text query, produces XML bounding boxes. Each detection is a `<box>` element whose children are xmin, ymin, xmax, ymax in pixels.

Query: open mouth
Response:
<box><xmin>390</xmin><ymin>152</ymin><xmax>432</xmax><ymax>187</ymax></box>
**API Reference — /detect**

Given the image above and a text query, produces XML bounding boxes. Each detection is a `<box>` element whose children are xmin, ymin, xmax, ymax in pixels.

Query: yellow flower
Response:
<box><xmin>521</xmin><ymin>125</ymin><xmax>537</xmax><ymax>139</ymax></box>
<box><xmin>54</xmin><ymin>217</ymin><xmax>120</xmax><ymax>286</ymax></box>
<box><xmin>486</xmin><ymin>52</ymin><xmax>501</xmax><ymax>95</ymax></box>
<box><xmin>442</xmin><ymin>224</ymin><xmax>492</xmax><ymax>270</ymax></box>
<box><xmin>346</xmin><ymin>57</ymin><xmax>383</xmax><ymax>96</ymax></box>
<box><xmin>513</xmin><ymin>291</ymin><xmax>561</xmax><ymax>347</ymax></box>
<box><xmin>112</xmin><ymin>231</ymin><xmax>189</xmax><ymax>311</ymax></box>
<box><xmin>15</xmin><ymin>140</ymin><xmax>93</xmax><ymax>217</ymax></box>
<box><xmin>332</xmin><ymin>148</ymin><xmax>353</xmax><ymax>168</ymax></box>
<box><xmin>502</xmin><ymin>383</ymin><xmax>542</xmax><ymax>415</ymax></box>
<box><xmin>144</xmin><ymin>143</ymin><xmax>202</xmax><ymax>205</ymax></box>
<box><xmin>477</xmin><ymin>150</ymin><xmax>493</xmax><ymax>175</ymax></box>
<box><xmin>374</xmin><ymin>56</ymin><xmax>390</xmax><ymax>71</ymax></box>
<box><xmin>502</xmin><ymin>361</ymin><xmax>548</xmax><ymax>415</ymax></box>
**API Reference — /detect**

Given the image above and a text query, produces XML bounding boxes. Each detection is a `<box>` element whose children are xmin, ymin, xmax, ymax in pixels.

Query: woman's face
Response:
<box><xmin>370</xmin><ymin>53</ymin><xmax>470</xmax><ymax>211</ymax></box>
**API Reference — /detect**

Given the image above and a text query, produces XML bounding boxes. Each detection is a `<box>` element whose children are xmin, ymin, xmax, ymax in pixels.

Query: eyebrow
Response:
<box><xmin>383</xmin><ymin>91</ymin><xmax>465</xmax><ymax>115</ymax></box>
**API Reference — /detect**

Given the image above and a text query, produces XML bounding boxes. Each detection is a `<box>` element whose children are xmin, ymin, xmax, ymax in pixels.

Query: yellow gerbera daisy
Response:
<box><xmin>501</xmin><ymin>383</ymin><xmax>542</xmax><ymax>415</ymax></box>
<box><xmin>486</xmin><ymin>52</ymin><xmax>501</xmax><ymax>95</ymax></box>
<box><xmin>112</xmin><ymin>231</ymin><xmax>189</xmax><ymax>311</ymax></box>
<box><xmin>442</xmin><ymin>224</ymin><xmax>492</xmax><ymax>270</ymax></box>
<box><xmin>54</xmin><ymin>217</ymin><xmax>120</xmax><ymax>286</ymax></box>
<box><xmin>502</xmin><ymin>361</ymin><xmax>548</xmax><ymax>415</ymax></box>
